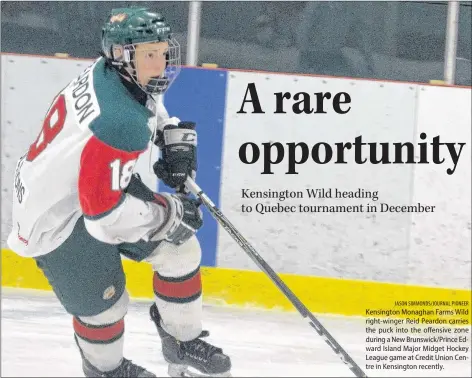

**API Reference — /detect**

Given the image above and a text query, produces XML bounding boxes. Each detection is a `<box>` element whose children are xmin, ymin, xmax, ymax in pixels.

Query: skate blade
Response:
<box><xmin>168</xmin><ymin>363</ymin><xmax>232</xmax><ymax>378</ymax></box>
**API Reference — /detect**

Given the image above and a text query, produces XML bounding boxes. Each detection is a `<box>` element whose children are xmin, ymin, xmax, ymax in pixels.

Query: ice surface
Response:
<box><xmin>1</xmin><ymin>288</ymin><xmax>470</xmax><ymax>377</ymax></box>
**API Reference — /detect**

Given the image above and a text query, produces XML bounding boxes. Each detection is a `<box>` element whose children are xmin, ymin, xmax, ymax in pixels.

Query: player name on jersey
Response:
<box><xmin>71</xmin><ymin>65</ymin><xmax>97</xmax><ymax>125</ymax></box>
<box><xmin>14</xmin><ymin>154</ymin><xmax>27</xmax><ymax>205</ymax></box>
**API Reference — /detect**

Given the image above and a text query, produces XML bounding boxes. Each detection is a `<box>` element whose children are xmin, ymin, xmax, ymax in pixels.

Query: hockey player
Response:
<box><xmin>7</xmin><ymin>7</ymin><xmax>231</xmax><ymax>378</ymax></box>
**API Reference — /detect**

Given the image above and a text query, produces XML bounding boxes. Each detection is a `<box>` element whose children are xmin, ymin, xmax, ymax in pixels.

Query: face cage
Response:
<box><xmin>122</xmin><ymin>38</ymin><xmax>181</xmax><ymax>95</ymax></box>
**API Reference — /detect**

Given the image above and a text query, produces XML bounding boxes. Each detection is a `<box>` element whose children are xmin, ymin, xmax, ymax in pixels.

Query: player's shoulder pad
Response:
<box><xmin>89</xmin><ymin>58</ymin><xmax>153</xmax><ymax>152</ymax></box>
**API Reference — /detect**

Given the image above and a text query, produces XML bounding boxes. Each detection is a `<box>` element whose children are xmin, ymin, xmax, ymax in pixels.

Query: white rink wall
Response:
<box><xmin>1</xmin><ymin>54</ymin><xmax>470</xmax><ymax>290</ymax></box>
<box><xmin>218</xmin><ymin>71</ymin><xmax>471</xmax><ymax>289</ymax></box>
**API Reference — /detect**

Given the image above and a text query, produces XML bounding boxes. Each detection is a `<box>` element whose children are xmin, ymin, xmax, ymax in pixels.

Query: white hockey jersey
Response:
<box><xmin>8</xmin><ymin>57</ymin><xmax>178</xmax><ymax>257</ymax></box>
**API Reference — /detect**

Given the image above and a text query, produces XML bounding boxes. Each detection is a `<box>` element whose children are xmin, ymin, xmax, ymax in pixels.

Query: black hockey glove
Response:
<box><xmin>125</xmin><ymin>174</ymin><xmax>203</xmax><ymax>246</ymax></box>
<box><xmin>153</xmin><ymin>122</ymin><xmax>197</xmax><ymax>192</ymax></box>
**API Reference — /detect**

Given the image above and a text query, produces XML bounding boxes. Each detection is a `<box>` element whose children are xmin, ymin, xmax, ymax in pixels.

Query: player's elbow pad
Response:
<box><xmin>82</xmin><ymin>194</ymin><xmax>169</xmax><ymax>244</ymax></box>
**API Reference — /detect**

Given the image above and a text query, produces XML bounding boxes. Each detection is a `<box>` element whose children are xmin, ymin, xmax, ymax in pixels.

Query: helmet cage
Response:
<box><xmin>113</xmin><ymin>37</ymin><xmax>181</xmax><ymax>95</ymax></box>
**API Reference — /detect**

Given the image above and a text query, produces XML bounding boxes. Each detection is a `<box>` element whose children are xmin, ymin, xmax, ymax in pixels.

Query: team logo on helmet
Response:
<box><xmin>109</xmin><ymin>13</ymin><xmax>127</xmax><ymax>23</ymax></box>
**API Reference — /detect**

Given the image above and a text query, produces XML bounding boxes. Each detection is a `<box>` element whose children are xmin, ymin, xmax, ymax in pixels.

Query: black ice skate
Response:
<box><xmin>82</xmin><ymin>357</ymin><xmax>156</xmax><ymax>377</ymax></box>
<box><xmin>150</xmin><ymin>304</ymin><xmax>232</xmax><ymax>377</ymax></box>
<box><xmin>75</xmin><ymin>335</ymin><xmax>156</xmax><ymax>377</ymax></box>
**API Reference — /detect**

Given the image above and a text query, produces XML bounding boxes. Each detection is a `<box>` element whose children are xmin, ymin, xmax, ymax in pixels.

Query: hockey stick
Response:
<box><xmin>185</xmin><ymin>178</ymin><xmax>367</xmax><ymax>378</ymax></box>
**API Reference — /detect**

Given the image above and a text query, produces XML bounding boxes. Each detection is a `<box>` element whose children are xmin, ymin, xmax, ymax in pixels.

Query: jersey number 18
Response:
<box><xmin>110</xmin><ymin>159</ymin><xmax>136</xmax><ymax>191</ymax></box>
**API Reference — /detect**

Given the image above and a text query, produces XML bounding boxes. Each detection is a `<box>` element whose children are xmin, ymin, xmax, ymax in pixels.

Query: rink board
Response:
<box><xmin>2</xmin><ymin>248</ymin><xmax>470</xmax><ymax>323</ymax></box>
<box><xmin>2</xmin><ymin>54</ymin><xmax>471</xmax><ymax>289</ymax></box>
<box><xmin>1</xmin><ymin>54</ymin><xmax>471</xmax><ymax>322</ymax></box>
